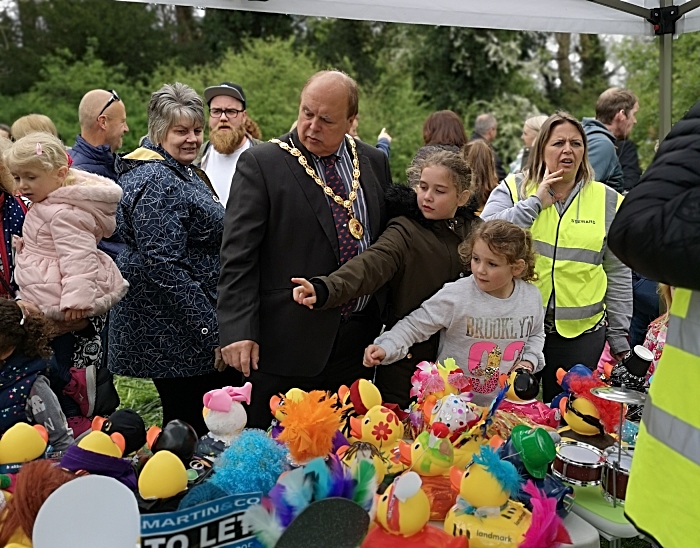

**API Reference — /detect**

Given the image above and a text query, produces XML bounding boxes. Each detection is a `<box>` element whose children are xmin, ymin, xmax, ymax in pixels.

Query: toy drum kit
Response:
<box><xmin>553</xmin><ymin>386</ymin><xmax>646</xmax><ymax>507</ymax></box>
<box><xmin>552</xmin><ymin>441</ymin><xmax>605</xmax><ymax>486</ymax></box>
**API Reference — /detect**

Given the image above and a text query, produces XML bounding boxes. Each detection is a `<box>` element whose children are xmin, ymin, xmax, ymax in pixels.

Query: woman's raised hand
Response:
<box><xmin>536</xmin><ymin>168</ymin><xmax>564</xmax><ymax>209</ymax></box>
<box><xmin>291</xmin><ymin>277</ymin><xmax>317</xmax><ymax>309</ymax></box>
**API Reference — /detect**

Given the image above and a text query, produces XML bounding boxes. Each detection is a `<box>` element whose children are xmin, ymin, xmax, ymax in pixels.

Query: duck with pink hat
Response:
<box><xmin>197</xmin><ymin>383</ymin><xmax>252</xmax><ymax>461</ymax></box>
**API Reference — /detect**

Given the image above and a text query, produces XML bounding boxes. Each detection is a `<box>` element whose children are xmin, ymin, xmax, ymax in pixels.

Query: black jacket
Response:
<box><xmin>608</xmin><ymin>101</ymin><xmax>700</xmax><ymax>291</ymax></box>
<box><xmin>616</xmin><ymin>139</ymin><xmax>642</xmax><ymax>192</ymax></box>
<box><xmin>217</xmin><ymin>131</ymin><xmax>390</xmax><ymax>377</ymax></box>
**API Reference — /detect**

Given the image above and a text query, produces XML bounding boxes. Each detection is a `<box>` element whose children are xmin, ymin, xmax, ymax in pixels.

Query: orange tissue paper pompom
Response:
<box><xmin>278</xmin><ymin>390</ymin><xmax>342</xmax><ymax>463</ymax></box>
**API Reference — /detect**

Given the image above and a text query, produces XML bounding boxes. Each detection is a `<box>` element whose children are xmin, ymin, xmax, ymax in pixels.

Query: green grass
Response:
<box><xmin>112</xmin><ymin>377</ymin><xmax>651</xmax><ymax>548</ymax></box>
<box><xmin>113</xmin><ymin>375</ymin><xmax>162</xmax><ymax>427</ymax></box>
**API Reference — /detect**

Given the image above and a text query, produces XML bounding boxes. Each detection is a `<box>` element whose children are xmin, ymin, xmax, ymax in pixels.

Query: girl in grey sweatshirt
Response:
<box><xmin>364</xmin><ymin>220</ymin><xmax>545</xmax><ymax>407</ymax></box>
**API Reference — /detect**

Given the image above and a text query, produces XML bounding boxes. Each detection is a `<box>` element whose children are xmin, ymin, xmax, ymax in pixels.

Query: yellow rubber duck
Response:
<box><xmin>376</xmin><ymin>471</ymin><xmax>430</xmax><ymax>536</ymax></box>
<box><xmin>338</xmin><ymin>379</ymin><xmax>383</xmax><ymax>442</ymax></box>
<box><xmin>269</xmin><ymin>388</ymin><xmax>307</xmax><ymax>422</ymax></box>
<box><xmin>349</xmin><ymin>405</ymin><xmax>403</xmax><ymax>451</ymax></box>
<box><xmin>139</xmin><ymin>450</ymin><xmax>188</xmax><ymax>500</ymax></box>
<box><xmin>78</xmin><ymin>430</ymin><xmax>126</xmax><ymax>458</ymax></box>
<box><xmin>338</xmin><ymin>441</ymin><xmax>388</xmax><ymax>485</ymax></box>
<box><xmin>444</xmin><ymin>446</ymin><xmax>531</xmax><ymax>548</ymax></box>
<box><xmin>0</xmin><ymin>423</ymin><xmax>48</xmax><ymax>464</ymax></box>
<box><xmin>398</xmin><ymin>423</ymin><xmax>453</xmax><ymax>476</ymax></box>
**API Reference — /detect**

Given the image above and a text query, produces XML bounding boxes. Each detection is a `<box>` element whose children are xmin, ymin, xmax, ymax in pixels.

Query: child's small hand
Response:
<box><xmin>513</xmin><ymin>360</ymin><xmax>534</xmax><ymax>372</ymax></box>
<box><xmin>363</xmin><ymin>345</ymin><xmax>386</xmax><ymax>367</ymax></box>
<box><xmin>291</xmin><ymin>277</ymin><xmax>317</xmax><ymax>309</ymax></box>
<box><xmin>64</xmin><ymin>308</ymin><xmax>87</xmax><ymax>322</ymax></box>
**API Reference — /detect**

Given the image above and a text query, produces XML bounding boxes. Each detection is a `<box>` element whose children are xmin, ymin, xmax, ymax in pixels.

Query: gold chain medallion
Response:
<box><xmin>270</xmin><ymin>135</ymin><xmax>364</xmax><ymax>239</ymax></box>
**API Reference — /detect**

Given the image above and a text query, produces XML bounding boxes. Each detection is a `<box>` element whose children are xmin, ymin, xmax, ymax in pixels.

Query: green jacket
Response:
<box><xmin>313</xmin><ymin>184</ymin><xmax>480</xmax><ymax>407</ymax></box>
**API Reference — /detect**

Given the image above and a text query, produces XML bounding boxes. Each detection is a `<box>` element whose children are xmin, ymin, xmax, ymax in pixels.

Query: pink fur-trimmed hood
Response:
<box><xmin>42</xmin><ymin>169</ymin><xmax>123</xmax><ymax>236</ymax></box>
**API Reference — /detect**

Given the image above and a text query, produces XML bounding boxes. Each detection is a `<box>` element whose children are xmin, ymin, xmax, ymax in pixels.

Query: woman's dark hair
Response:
<box><xmin>0</xmin><ymin>299</ymin><xmax>54</xmax><ymax>359</ymax></box>
<box><xmin>463</xmin><ymin>140</ymin><xmax>498</xmax><ymax>210</ymax></box>
<box><xmin>459</xmin><ymin>220</ymin><xmax>538</xmax><ymax>282</ymax></box>
<box><xmin>422</xmin><ymin>110</ymin><xmax>468</xmax><ymax>148</ymax></box>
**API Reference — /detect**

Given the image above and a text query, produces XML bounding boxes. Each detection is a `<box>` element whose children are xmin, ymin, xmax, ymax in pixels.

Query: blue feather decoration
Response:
<box><xmin>481</xmin><ymin>383</ymin><xmax>510</xmax><ymax>436</ymax></box>
<box><xmin>268</xmin><ymin>483</ymin><xmax>295</xmax><ymax>528</ymax></box>
<box><xmin>304</xmin><ymin>457</ymin><xmax>332</xmax><ymax>500</ymax></box>
<box><xmin>279</xmin><ymin>466</ymin><xmax>313</xmax><ymax>517</ymax></box>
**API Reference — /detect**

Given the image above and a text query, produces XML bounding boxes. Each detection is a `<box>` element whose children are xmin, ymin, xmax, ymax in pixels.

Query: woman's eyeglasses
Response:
<box><xmin>98</xmin><ymin>90</ymin><xmax>121</xmax><ymax>118</ymax></box>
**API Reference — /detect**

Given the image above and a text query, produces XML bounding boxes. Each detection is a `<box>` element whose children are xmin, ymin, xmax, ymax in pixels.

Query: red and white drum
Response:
<box><xmin>552</xmin><ymin>441</ymin><xmax>605</xmax><ymax>486</ymax></box>
<box><xmin>601</xmin><ymin>448</ymin><xmax>634</xmax><ymax>504</ymax></box>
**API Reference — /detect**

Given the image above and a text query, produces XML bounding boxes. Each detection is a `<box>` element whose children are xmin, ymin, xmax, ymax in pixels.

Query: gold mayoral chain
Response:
<box><xmin>270</xmin><ymin>135</ymin><xmax>364</xmax><ymax>239</ymax></box>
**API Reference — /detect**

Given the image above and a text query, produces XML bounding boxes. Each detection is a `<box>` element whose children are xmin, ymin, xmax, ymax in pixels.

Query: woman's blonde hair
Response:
<box><xmin>3</xmin><ymin>132</ymin><xmax>76</xmax><ymax>187</ymax></box>
<box><xmin>523</xmin><ymin>111</ymin><xmax>594</xmax><ymax>195</ymax></box>
<box><xmin>10</xmin><ymin>114</ymin><xmax>59</xmax><ymax>141</ymax></box>
<box><xmin>406</xmin><ymin>149</ymin><xmax>473</xmax><ymax>195</ymax></box>
<box><xmin>0</xmin><ymin>137</ymin><xmax>15</xmax><ymax>194</ymax></box>
<box><xmin>463</xmin><ymin>140</ymin><xmax>498</xmax><ymax>210</ymax></box>
<box><xmin>524</xmin><ymin>115</ymin><xmax>548</xmax><ymax>134</ymax></box>
<box><xmin>459</xmin><ymin>219</ymin><xmax>538</xmax><ymax>282</ymax></box>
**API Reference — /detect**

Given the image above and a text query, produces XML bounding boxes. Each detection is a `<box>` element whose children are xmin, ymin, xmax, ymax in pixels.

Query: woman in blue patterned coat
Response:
<box><xmin>110</xmin><ymin>83</ymin><xmax>237</xmax><ymax>435</ymax></box>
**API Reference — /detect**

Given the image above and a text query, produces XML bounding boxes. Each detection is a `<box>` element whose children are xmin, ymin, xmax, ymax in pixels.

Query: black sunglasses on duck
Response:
<box><xmin>98</xmin><ymin>90</ymin><xmax>121</xmax><ymax>118</ymax></box>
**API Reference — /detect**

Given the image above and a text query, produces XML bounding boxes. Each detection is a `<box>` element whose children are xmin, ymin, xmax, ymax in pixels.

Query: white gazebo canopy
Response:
<box><xmin>120</xmin><ymin>0</ymin><xmax>700</xmax><ymax>136</ymax></box>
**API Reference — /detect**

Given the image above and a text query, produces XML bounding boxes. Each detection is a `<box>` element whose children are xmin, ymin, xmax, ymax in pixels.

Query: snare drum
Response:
<box><xmin>552</xmin><ymin>441</ymin><xmax>605</xmax><ymax>486</ymax></box>
<box><xmin>602</xmin><ymin>448</ymin><xmax>633</xmax><ymax>504</ymax></box>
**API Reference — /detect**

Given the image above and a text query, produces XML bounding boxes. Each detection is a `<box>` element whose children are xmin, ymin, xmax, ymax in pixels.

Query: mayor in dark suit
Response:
<box><xmin>218</xmin><ymin>71</ymin><xmax>391</xmax><ymax>429</ymax></box>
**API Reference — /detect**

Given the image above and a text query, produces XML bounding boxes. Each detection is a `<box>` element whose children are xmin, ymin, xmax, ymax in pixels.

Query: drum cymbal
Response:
<box><xmin>591</xmin><ymin>386</ymin><xmax>647</xmax><ymax>405</ymax></box>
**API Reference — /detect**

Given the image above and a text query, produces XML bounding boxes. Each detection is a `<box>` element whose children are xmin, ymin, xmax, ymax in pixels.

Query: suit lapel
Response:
<box><xmin>357</xmin><ymin>150</ymin><xmax>381</xmax><ymax>242</ymax></box>
<box><xmin>286</xmin><ymin>132</ymin><xmax>339</xmax><ymax>260</ymax></box>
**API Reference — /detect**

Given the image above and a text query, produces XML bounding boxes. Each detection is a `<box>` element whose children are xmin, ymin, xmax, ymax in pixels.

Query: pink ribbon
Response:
<box><xmin>203</xmin><ymin>383</ymin><xmax>252</xmax><ymax>412</ymax></box>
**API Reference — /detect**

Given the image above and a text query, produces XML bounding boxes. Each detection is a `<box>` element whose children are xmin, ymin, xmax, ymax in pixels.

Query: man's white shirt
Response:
<box><xmin>202</xmin><ymin>139</ymin><xmax>252</xmax><ymax>206</ymax></box>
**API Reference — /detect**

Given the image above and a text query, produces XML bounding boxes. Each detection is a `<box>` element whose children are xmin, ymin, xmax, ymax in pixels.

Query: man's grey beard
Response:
<box><xmin>210</xmin><ymin>125</ymin><xmax>247</xmax><ymax>155</ymax></box>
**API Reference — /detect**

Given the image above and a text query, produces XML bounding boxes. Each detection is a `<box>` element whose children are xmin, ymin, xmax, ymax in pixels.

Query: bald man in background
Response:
<box><xmin>71</xmin><ymin>89</ymin><xmax>129</xmax><ymax>182</ymax></box>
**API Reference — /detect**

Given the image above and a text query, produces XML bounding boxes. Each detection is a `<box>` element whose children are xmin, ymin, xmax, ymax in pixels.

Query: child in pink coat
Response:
<box><xmin>3</xmin><ymin>133</ymin><xmax>128</xmax><ymax>320</ymax></box>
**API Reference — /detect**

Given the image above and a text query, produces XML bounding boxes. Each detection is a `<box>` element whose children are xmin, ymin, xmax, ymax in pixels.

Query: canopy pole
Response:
<box><xmin>659</xmin><ymin>24</ymin><xmax>673</xmax><ymax>140</ymax></box>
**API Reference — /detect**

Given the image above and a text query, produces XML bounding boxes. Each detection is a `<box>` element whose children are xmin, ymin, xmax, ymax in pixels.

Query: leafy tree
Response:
<box><xmin>0</xmin><ymin>44</ymin><xmax>149</xmax><ymax>151</ymax></box>
<box><xmin>410</xmin><ymin>26</ymin><xmax>543</xmax><ymax>115</ymax></box>
<box><xmin>616</xmin><ymin>32</ymin><xmax>700</xmax><ymax>169</ymax></box>
<box><xmin>0</xmin><ymin>0</ymin><xmax>184</xmax><ymax>95</ymax></box>
<box><xmin>199</xmin><ymin>8</ymin><xmax>296</xmax><ymax>59</ymax></box>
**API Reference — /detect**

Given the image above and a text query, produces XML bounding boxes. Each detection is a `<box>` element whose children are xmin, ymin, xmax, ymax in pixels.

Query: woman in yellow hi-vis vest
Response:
<box><xmin>608</xmin><ymin>101</ymin><xmax>700</xmax><ymax>547</ymax></box>
<box><xmin>482</xmin><ymin>112</ymin><xmax>631</xmax><ymax>401</ymax></box>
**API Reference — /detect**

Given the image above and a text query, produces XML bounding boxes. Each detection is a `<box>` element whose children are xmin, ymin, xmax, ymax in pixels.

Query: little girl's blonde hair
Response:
<box><xmin>459</xmin><ymin>219</ymin><xmax>538</xmax><ymax>282</ymax></box>
<box><xmin>2</xmin><ymin>132</ymin><xmax>76</xmax><ymax>187</ymax></box>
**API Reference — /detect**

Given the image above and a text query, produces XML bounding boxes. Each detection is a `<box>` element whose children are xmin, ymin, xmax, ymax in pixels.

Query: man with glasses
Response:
<box><xmin>199</xmin><ymin>82</ymin><xmax>262</xmax><ymax>206</ymax></box>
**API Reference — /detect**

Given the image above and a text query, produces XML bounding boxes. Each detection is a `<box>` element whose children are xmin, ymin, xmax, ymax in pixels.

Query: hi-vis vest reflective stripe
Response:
<box><xmin>625</xmin><ymin>288</ymin><xmax>700</xmax><ymax>545</ymax></box>
<box><xmin>505</xmin><ymin>175</ymin><xmax>621</xmax><ymax>338</ymax></box>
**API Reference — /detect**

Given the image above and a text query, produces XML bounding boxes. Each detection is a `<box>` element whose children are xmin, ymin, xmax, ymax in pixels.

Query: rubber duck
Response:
<box><xmin>498</xmin><ymin>371</ymin><xmax>560</xmax><ymax>428</ymax></box>
<box><xmin>552</xmin><ymin>367</ymin><xmax>620</xmax><ymax>450</ymax></box>
<box><xmin>338</xmin><ymin>379</ymin><xmax>383</xmax><ymax>442</ymax></box>
<box><xmin>78</xmin><ymin>430</ymin><xmax>126</xmax><ymax>458</ymax></box>
<box><xmin>398</xmin><ymin>423</ymin><xmax>453</xmax><ymax>476</ymax></box>
<box><xmin>350</xmin><ymin>404</ymin><xmax>405</xmax><ymax>474</ymax></box>
<box><xmin>349</xmin><ymin>405</ymin><xmax>403</xmax><ymax>451</ymax></box>
<box><xmin>363</xmin><ymin>471</ymin><xmax>467</xmax><ymax>547</ymax></box>
<box><xmin>410</xmin><ymin>359</ymin><xmax>471</xmax><ymax>404</ymax></box>
<box><xmin>445</xmin><ymin>446</ymin><xmax>530</xmax><ymax>546</ymax></box>
<box><xmin>202</xmin><ymin>383</ymin><xmax>251</xmax><ymax>444</ymax></box>
<box><xmin>0</xmin><ymin>423</ymin><xmax>48</xmax><ymax>465</ymax></box>
<box><xmin>426</xmin><ymin>393</ymin><xmax>480</xmax><ymax>439</ymax></box>
<box><xmin>337</xmin><ymin>441</ymin><xmax>388</xmax><ymax>485</ymax></box>
<box><xmin>139</xmin><ymin>450</ymin><xmax>188</xmax><ymax>500</ymax></box>
<box><xmin>269</xmin><ymin>388</ymin><xmax>307</xmax><ymax>422</ymax></box>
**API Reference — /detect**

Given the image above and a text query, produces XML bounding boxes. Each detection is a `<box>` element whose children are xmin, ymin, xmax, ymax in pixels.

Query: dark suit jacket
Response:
<box><xmin>218</xmin><ymin>131</ymin><xmax>391</xmax><ymax>377</ymax></box>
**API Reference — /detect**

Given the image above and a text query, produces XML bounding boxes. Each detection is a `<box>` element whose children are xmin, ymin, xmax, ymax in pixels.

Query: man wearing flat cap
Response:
<box><xmin>199</xmin><ymin>82</ymin><xmax>262</xmax><ymax>206</ymax></box>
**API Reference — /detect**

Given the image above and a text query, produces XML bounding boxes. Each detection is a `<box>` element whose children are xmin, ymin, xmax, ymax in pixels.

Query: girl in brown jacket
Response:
<box><xmin>292</xmin><ymin>150</ymin><xmax>480</xmax><ymax>408</ymax></box>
